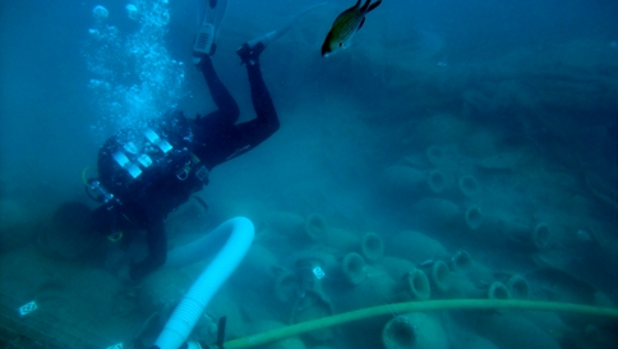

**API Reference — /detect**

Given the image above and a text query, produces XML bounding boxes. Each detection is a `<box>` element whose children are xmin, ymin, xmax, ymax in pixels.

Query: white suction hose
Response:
<box><xmin>153</xmin><ymin>217</ymin><xmax>255</xmax><ymax>349</ymax></box>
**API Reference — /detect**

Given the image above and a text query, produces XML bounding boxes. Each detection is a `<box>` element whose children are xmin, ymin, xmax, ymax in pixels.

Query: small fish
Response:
<box><xmin>321</xmin><ymin>0</ymin><xmax>382</xmax><ymax>57</ymax></box>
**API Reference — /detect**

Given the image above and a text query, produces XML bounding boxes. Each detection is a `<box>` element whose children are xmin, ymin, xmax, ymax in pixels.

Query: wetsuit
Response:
<box><xmin>93</xmin><ymin>50</ymin><xmax>278</xmax><ymax>280</ymax></box>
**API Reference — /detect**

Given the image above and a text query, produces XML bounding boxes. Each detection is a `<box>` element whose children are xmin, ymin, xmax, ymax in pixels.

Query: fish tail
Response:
<box><xmin>360</xmin><ymin>0</ymin><xmax>371</xmax><ymax>12</ymax></box>
<box><xmin>348</xmin><ymin>0</ymin><xmax>362</xmax><ymax>12</ymax></box>
<box><xmin>366</xmin><ymin>0</ymin><xmax>382</xmax><ymax>13</ymax></box>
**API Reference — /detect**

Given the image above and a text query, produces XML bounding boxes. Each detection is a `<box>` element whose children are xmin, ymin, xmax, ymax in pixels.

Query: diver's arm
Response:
<box><xmin>129</xmin><ymin>217</ymin><xmax>167</xmax><ymax>280</ymax></box>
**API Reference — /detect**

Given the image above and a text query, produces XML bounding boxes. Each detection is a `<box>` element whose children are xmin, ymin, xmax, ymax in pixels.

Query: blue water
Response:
<box><xmin>1</xmin><ymin>0</ymin><xmax>617</xmax><ymax>348</ymax></box>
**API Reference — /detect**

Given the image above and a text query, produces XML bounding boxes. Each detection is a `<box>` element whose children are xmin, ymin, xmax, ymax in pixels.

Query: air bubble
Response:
<box><xmin>85</xmin><ymin>0</ymin><xmax>186</xmax><ymax>143</ymax></box>
<box><xmin>126</xmin><ymin>4</ymin><xmax>139</xmax><ymax>20</ymax></box>
<box><xmin>92</xmin><ymin>5</ymin><xmax>109</xmax><ymax>20</ymax></box>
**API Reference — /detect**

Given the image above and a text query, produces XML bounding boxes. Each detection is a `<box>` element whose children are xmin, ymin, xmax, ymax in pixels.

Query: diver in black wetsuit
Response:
<box><xmin>89</xmin><ymin>29</ymin><xmax>278</xmax><ymax>281</ymax></box>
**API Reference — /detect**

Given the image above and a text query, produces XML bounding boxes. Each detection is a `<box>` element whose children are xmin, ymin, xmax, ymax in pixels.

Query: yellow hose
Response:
<box><xmin>82</xmin><ymin>166</ymin><xmax>96</xmax><ymax>185</ymax></box>
<box><xmin>224</xmin><ymin>299</ymin><xmax>618</xmax><ymax>349</ymax></box>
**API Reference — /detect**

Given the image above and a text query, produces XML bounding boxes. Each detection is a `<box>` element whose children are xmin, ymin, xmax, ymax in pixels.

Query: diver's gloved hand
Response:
<box><xmin>236</xmin><ymin>42</ymin><xmax>266</xmax><ymax>66</ymax></box>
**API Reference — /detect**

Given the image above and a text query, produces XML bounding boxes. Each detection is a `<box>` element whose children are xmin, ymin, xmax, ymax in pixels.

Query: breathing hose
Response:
<box><xmin>224</xmin><ymin>299</ymin><xmax>618</xmax><ymax>349</ymax></box>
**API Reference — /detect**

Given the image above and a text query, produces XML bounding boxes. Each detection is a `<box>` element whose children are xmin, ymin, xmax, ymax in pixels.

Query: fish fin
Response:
<box><xmin>356</xmin><ymin>17</ymin><xmax>365</xmax><ymax>31</ymax></box>
<box><xmin>367</xmin><ymin>0</ymin><xmax>382</xmax><ymax>13</ymax></box>
<box><xmin>334</xmin><ymin>0</ymin><xmax>362</xmax><ymax>23</ymax></box>
<box><xmin>358</xmin><ymin>17</ymin><xmax>366</xmax><ymax>30</ymax></box>
<box><xmin>360</xmin><ymin>0</ymin><xmax>371</xmax><ymax>12</ymax></box>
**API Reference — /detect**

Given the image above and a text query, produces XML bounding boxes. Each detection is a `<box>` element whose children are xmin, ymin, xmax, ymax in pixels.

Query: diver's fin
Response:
<box><xmin>193</xmin><ymin>0</ymin><xmax>228</xmax><ymax>62</ymax></box>
<box><xmin>197</xmin><ymin>0</ymin><xmax>228</xmax><ymax>31</ymax></box>
<box><xmin>196</xmin><ymin>0</ymin><xmax>208</xmax><ymax>32</ymax></box>
<box><xmin>360</xmin><ymin>0</ymin><xmax>371</xmax><ymax>12</ymax></box>
<box><xmin>193</xmin><ymin>23</ymin><xmax>215</xmax><ymax>56</ymax></box>
<box><xmin>212</xmin><ymin>0</ymin><xmax>228</xmax><ymax>38</ymax></box>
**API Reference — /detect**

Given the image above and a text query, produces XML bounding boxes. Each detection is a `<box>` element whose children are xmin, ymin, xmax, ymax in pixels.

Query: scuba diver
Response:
<box><xmin>87</xmin><ymin>0</ymin><xmax>282</xmax><ymax>282</ymax></box>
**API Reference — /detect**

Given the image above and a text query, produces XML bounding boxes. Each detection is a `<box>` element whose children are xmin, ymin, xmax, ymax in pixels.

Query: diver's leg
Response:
<box><xmin>193</xmin><ymin>0</ymin><xmax>228</xmax><ymax>63</ymax></box>
<box><xmin>225</xmin><ymin>44</ymin><xmax>279</xmax><ymax>146</ymax></box>
<box><xmin>199</xmin><ymin>44</ymin><xmax>278</xmax><ymax>166</ymax></box>
<box><xmin>233</xmin><ymin>9</ymin><xmax>308</xmax><ymax>128</ymax></box>
<box><xmin>197</xmin><ymin>55</ymin><xmax>240</xmax><ymax>126</ymax></box>
<box><xmin>246</xmin><ymin>62</ymin><xmax>278</xmax><ymax>130</ymax></box>
<box><xmin>237</xmin><ymin>43</ymin><xmax>277</xmax><ymax>128</ymax></box>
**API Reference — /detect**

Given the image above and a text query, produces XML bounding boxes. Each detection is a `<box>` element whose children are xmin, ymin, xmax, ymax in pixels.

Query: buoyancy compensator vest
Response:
<box><xmin>96</xmin><ymin>110</ymin><xmax>210</xmax><ymax>212</ymax></box>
